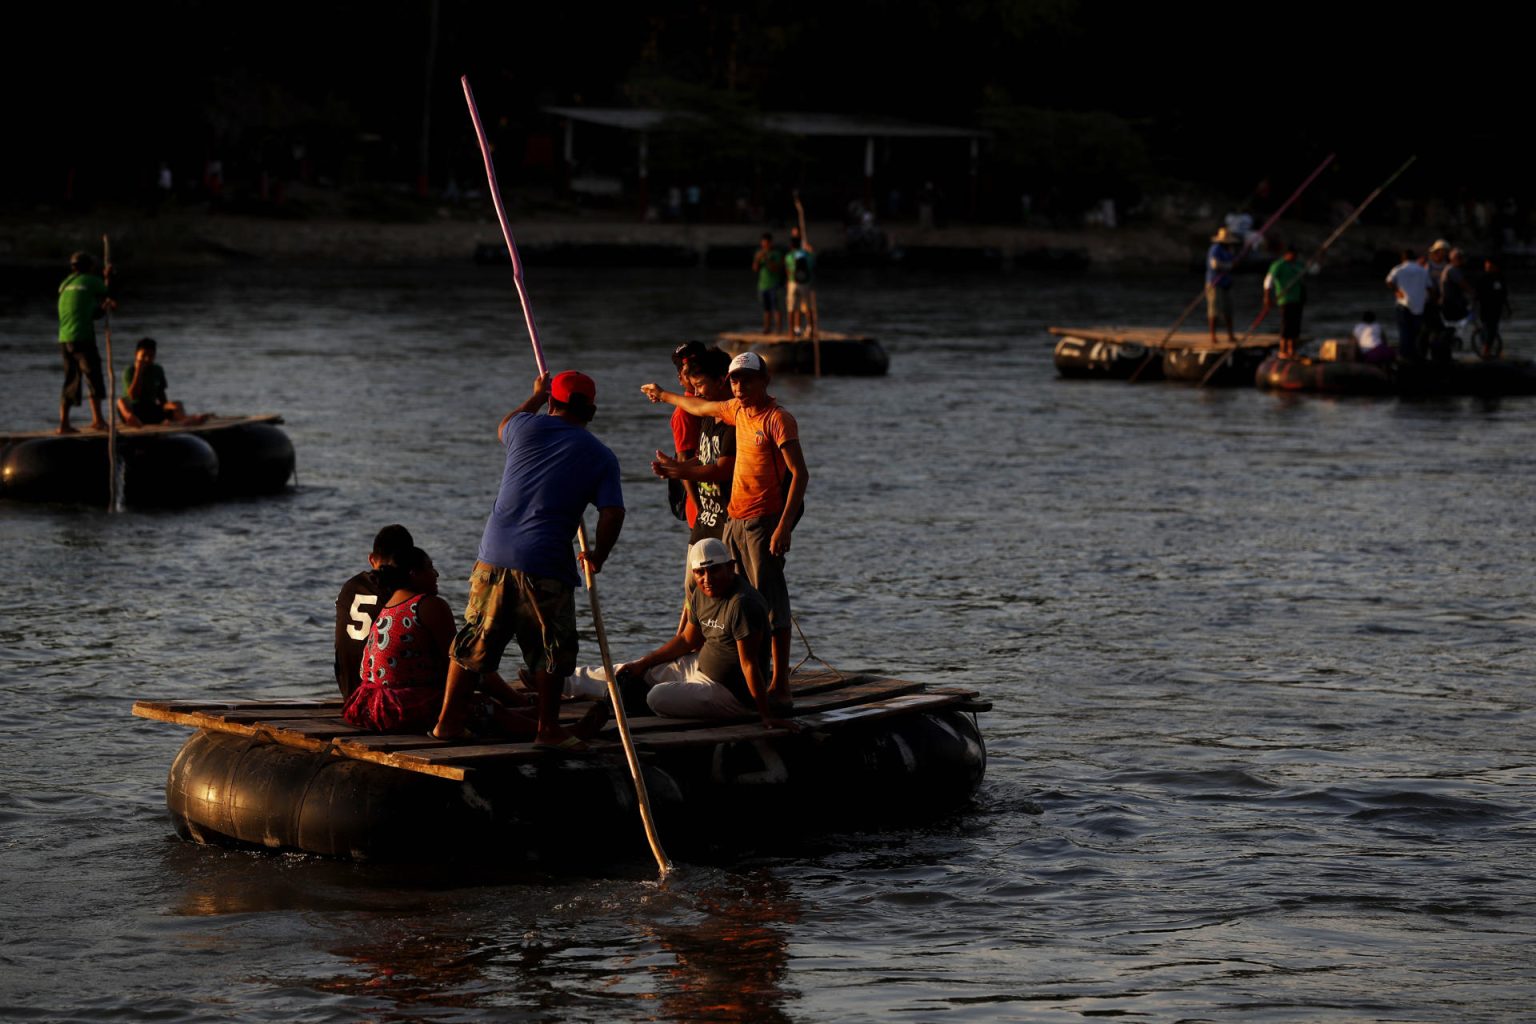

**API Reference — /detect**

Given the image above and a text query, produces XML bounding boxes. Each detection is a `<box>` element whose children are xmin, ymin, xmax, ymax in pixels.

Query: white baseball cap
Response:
<box><xmin>727</xmin><ymin>351</ymin><xmax>766</xmax><ymax>376</ymax></box>
<box><xmin>688</xmin><ymin>537</ymin><xmax>732</xmax><ymax>570</ymax></box>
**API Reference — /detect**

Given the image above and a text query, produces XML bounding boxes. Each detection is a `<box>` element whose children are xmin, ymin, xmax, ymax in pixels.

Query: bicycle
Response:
<box><xmin>1443</xmin><ymin>311</ymin><xmax>1492</xmax><ymax>358</ymax></box>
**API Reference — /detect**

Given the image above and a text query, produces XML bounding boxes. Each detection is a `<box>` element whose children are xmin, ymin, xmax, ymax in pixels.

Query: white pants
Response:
<box><xmin>567</xmin><ymin>655</ymin><xmax>747</xmax><ymax>718</ymax></box>
<box><xmin>564</xmin><ymin>665</ymin><xmax>615</xmax><ymax>700</ymax></box>
<box><xmin>644</xmin><ymin>653</ymin><xmax>749</xmax><ymax>718</ymax></box>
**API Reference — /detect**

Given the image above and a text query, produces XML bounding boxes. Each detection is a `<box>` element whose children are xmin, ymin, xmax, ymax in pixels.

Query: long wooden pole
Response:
<box><xmin>1197</xmin><ymin>155</ymin><xmax>1417</xmax><ymax>387</ymax></box>
<box><xmin>1125</xmin><ymin>153</ymin><xmax>1336</xmax><ymax>384</ymax></box>
<box><xmin>793</xmin><ymin>191</ymin><xmax>820</xmax><ymax>376</ymax></box>
<box><xmin>102</xmin><ymin>234</ymin><xmax>118</xmax><ymax>512</ymax></box>
<box><xmin>578</xmin><ymin>521</ymin><xmax>673</xmax><ymax>876</ymax></box>
<box><xmin>461</xmin><ymin>76</ymin><xmax>547</xmax><ymax>376</ymax></box>
<box><xmin>462</xmin><ymin>74</ymin><xmax>671</xmax><ymax>879</ymax></box>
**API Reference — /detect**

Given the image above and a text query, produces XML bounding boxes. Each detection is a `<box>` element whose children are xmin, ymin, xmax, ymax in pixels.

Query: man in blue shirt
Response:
<box><xmin>433</xmin><ymin>371</ymin><xmax>625</xmax><ymax>748</ymax></box>
<box><xmin>1206</xmin><ymin>226</ymin><xmax>1240</xmax><ymax>345</ymax></box>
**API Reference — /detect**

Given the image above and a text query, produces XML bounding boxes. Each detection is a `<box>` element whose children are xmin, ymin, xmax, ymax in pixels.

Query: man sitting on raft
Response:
<box><xmin>599</xmin><ymin>537</ymin><xmax>797</xmax><ymax>729</ymax></box>
<box><xmin>117</xmin><ymin>337</ymin><xmax>212</xmax><ymax>428</ymax></box>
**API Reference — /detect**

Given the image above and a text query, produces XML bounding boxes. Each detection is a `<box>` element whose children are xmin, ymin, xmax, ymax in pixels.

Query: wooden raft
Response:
<box><xmin>132</xmin><ymin>670</ymin><xmax>988</xmax><ymax>783</ymax></box>
<box><xmin>1047</xmin><ymin>326</ymin><xmax>1284</xmax><ymax>351</ymax></box>
<box><xmin>0</xmin><ymin>413</ymin><xmax>284</xmax><ymax>446</ymax></box>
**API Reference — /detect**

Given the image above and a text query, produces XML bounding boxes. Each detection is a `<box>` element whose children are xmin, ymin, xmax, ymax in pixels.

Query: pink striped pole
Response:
<box><xmin>461</xmin><ymin>75</ymin><xmax>547</xmax><ymax>376</ymax></box>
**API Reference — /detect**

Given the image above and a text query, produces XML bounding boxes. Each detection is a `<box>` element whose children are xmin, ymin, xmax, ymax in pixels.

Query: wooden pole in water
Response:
<box><xmin>794</xmin><ymin>191</ymin><xmax>820</xmax><ymax>377</ymax></box>
<box><xmin>578</xmin><ymin>520</ymin><xmax>673</xmax><ymax>876</ymax></box>
<box><xmin>102</xmin><ymin>234</ymin><xmax>118</xmax><ymax>512</ymax></box>
<box><xmin>462</xmin><ymin>74</ymin><xmax>672</xmax><ymax>879</ymax></box>
<box><xmin>1125</xmin><ymin>153</ymin><xmax>1336</xmax><ymax>384</ymax></box>
<box><xmin>1197</xmin><ymin>155</ymin><xmax>1417</xmax><ymax>387</ymax></box>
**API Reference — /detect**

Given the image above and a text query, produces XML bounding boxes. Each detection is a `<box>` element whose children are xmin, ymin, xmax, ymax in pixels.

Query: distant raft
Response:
<box><xmin>1254</xmin><ymin>353</ymin><xmax>1396</xmax><ymax>395</ymax></box>
<box><xmin>1049</xmin><ymin>326</ymin><xmax>1283</xmax><ymax>383</ymax></box>
<box><xmin>132</xmin><ymin>670</ymin><xmax>989</xmax><ymax>863</ymax></box>
<box><xmin>1161</xmin><ymin>345</ymin><xmax>1274</xmax><ymax>387</ymax></box>
<box><xmin>1255</xmin><ymin>354</ymin><xmax>1536</xmax><ymax>397</ymax></box>
<box><xmin>0</xmin><ymin>415</ymin><xmax>295</xmax><ymax>506</ymax></box>
<box><xmin>715</xmin><ymin>331</ymin><xmax>889</xmax><ymax>376</ymax></box>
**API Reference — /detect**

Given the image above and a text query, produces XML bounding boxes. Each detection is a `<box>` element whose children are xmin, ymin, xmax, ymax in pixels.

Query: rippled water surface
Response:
<box><xmin>3</xmin><ymin>262</ymin><xmax>1534</xmax><ymax>1022</ymax></box>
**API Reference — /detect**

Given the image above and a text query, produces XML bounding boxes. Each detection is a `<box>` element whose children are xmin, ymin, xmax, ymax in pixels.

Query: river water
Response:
<box><xmin>2</xmin><ymin>261</ymin><xmax>1533</xmax><ymax>1022</ymax></box>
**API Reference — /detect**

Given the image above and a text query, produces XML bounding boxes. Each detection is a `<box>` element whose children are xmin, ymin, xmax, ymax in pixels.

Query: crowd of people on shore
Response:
<box><xmin>332</xmin><ymin>344</ymin><xmax>808</xmax><ymax>750</ymax></box>
<box><xmin>1204</xmin><ymin>231</ymin><xmax>1513</xmax><ymax>363</ymax></box>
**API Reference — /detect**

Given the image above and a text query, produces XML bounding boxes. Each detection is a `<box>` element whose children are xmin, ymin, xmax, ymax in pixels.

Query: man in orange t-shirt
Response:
<box><xmin>641</xmin><ymin>351</ymin><xmax>808</xmax><ymax>699</ymax></box>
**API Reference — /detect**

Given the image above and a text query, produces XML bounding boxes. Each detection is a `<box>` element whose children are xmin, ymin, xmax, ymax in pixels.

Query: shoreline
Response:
<box><xmin>0</xmin><ymin>206</ymin><xmax>1456</xmax><ymax>271</ymax></box>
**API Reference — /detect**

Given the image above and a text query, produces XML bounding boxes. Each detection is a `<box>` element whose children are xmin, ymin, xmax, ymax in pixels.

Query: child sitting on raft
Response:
<box><xmin>342</xmin><ymin>546</ymin><xmax>607</xmax><ymax>738</ymax></box>
<box><xmin>117</xmin><ymin>337</ymin><xmax>212</xmax><ymax>428</ymax></box>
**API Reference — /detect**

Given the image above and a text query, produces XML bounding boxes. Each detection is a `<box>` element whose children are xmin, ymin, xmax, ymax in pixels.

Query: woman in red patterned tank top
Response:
<box><xmin>343</xmin><ymin>547</ymin><xmax>458</xmax><ymax>732</ymax></box>
<box><xmin>343</xmin><ymin>547</ymin><xmax>609</xmax><ymax>740</ymax></box>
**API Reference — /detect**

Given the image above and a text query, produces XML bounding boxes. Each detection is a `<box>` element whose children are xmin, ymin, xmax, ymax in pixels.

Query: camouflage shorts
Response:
<box><xmin>450</xmin><ymin>562</ymin><xmax>578</xmax><ymax>677</ymax></box>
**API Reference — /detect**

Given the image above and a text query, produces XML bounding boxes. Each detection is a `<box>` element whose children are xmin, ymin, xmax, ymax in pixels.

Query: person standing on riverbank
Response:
<box><xmin>433</xmin><ymin>371</ymin><xmax>625</xmax><ymax>748</ymax></box>
<box><xmin>56</xmin><ymin>251</ymin><xmax>114</xmax><ymax>434</ymax></box>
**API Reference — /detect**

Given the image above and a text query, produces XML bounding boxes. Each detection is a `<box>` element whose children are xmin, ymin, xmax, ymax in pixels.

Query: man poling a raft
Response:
<box><xmin>447</xmin><ymin>74</ymin><xmax>672</xmax><ymax>878</ymax></box>
<box><xmin>1197</xmin><ymin>154</ymin><xmax>1418</xmax><ymax>385</ymax></box>
<box><xmin>1125</xmin><ymin>153</ymin><xmax>1336</xmax><ymax>384</ymax></box>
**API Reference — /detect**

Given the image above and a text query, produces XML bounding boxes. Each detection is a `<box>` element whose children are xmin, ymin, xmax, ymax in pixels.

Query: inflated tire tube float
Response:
<box><xmin>1</xmin><ymin>433</ymin><xmax>220</xmax><ymax>506</ymax></box>
<box><xmin>2</xmin><ymin>423</ymin><xmax>294</xmax><ymax>505</ymax></box>
<box><xmin>163</xmin><ymin>709</ymin><xmax>986</xmax><ymax>861</ymax></box>
<box><xmin>1053</xmin><ymin>336</ymin><xmax>1163</xmax><ymax>380</ymax></box>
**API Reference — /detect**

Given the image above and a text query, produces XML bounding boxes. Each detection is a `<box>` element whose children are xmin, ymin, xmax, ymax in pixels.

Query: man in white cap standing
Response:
<box><xmin>642</xmin><ymin>350</ymin><xmax>808</xmax><ymax>704</ymax></box>
<box><xmin>607</xmin><ymin>537</ymin><xmax>794</xmax><ymax>727</ymax></box>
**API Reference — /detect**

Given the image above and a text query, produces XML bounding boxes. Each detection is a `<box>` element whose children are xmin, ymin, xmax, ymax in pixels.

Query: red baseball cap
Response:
<box><xmin>550</xmin><ymin>370</ymin><xmax>597</xmax><ymax>405</ymax></box>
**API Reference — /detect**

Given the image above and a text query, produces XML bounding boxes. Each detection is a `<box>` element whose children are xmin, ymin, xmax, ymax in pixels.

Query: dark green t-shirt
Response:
<box><xmin>122</xmin><ymin>362</ymin><xmax>168</xmax><ymax>409</ymax></box>
<box><xmin>1265</xmin><ymin>258</ymin><xmax>1306</xmax><ymax>306</ymax></box>
<box><xmin>57</xmin><ymin>273</ymin><xmax>108</xmax><ymax>343</ymax></box>
<box><xmin>689</xmin><ymin>576</ymin><xmax>770</xmax><ymax>706</ymax></box>
<box><xmin>754</xmin><ymin>248</ymin><xmax>785</xmax><ymax>291</ymax></box>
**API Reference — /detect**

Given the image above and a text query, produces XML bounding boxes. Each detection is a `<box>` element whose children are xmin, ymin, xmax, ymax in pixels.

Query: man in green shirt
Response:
<box><xmin>751</xmin><ymin>233</ymin><xmax>785</xmax><ymax>335</ymax></box>
<box><xmin>1261</xmin><ymin>243</ymin><xmax>1307</xmax><ymax>359</ymax></box>
<box><xmin>56</xmin><ymin>251</ymin><xmax>115</xmax><ymax>433</ymax></box>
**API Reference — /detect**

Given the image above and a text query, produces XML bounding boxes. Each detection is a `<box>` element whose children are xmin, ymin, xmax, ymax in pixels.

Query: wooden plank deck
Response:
<box><xmin>131</xmin><ymin>670</ymin><xmax>986</xmax><ymax>782</ymax></box>
<box><xmin>0</xmin><ymin>413</ymin><xmax>284</xmax><ymax>446</ymax></box>
<box><xmin>1047</xmin><ymin>326</ymin><xmax>1285</xmax><ymax>351</ymax></box>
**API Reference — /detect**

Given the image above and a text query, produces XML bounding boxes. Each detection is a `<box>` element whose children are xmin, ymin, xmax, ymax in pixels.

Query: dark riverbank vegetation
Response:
<box><xmin>8</xmin><ymin>2</ymin><xmax>1531</xmax><ymax>251</ymax></box>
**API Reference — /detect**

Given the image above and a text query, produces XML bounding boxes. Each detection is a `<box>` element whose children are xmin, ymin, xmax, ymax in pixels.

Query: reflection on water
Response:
<box><xmin>640</xmin><ymin>873</ymin><xmax>799</xmax><ymax>1024</ymax></box>
<box><xmin>3</xmin><ymin>265</ymin><xmax>1535</xmax><ymax>1021</ymax></box>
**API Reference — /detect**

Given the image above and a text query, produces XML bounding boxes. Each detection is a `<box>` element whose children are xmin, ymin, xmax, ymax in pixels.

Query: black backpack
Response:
<box><xmin>792</xmin><ymin>252</ymin><xmax>810</xmax><ymax>284</ymax></box>
<box><xmin>667</xmin><ymin>477</ymin><xmax>687</xmax><ymax>521</ymax></box>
